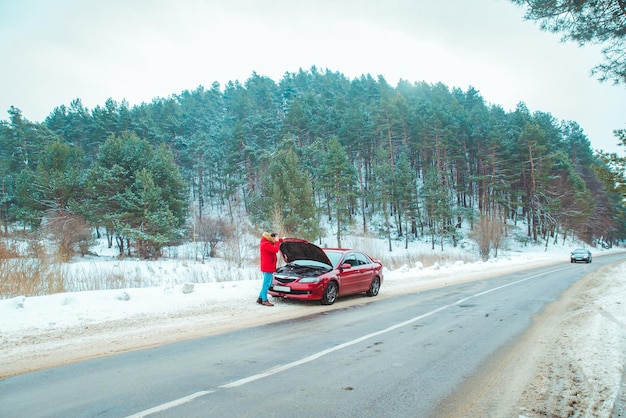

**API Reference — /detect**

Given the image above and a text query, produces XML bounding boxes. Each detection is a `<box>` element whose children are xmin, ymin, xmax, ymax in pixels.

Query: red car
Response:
<box><xmin>269</xmin><ymin>238</ymin><xmax>384</xmax><ymax>305</ymax></box>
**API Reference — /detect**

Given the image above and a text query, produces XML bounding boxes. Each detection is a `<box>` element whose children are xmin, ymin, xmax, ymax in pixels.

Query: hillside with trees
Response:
<box><xmin>1</xmin><ymin>68</ymin><xmax>625</xmax><ymax>259</ymax></box>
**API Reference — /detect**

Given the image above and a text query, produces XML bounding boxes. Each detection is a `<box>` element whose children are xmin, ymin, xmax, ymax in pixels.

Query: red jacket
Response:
<box><xmin>260</xmin><ymin>232</ymin><xmax>281</xmax><ymax>273</ymax></box>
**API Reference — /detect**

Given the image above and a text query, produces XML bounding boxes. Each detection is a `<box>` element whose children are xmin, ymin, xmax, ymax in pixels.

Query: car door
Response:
<box><xmin>352</xmin><ymin>252</ymin><xmax>376</xmax><ymax>292</ymax></box>
<box><xmin>337</xmin><ymin>253</ymin><xmax>362</xmax><ymax>295</ymax></box>
<box><xmin>337</xmin><ymin>252</ymin><xmax>373</xmax><ymax>295</ymax></box>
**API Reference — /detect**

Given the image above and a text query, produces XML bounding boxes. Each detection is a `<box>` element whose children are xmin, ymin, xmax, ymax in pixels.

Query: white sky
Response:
<box><xmin>1</xmin><ymin>0</ymin><xmax>624</xmax><ymax>154</ymax></box>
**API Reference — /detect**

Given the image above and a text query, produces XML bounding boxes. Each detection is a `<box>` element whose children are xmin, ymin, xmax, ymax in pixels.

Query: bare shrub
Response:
<box><xmin>224</xmin><ymin>224</ymin><xmax>256</xmax><ymax>268</ymax></box>
<box><xmin>270</xmin><ymin>206</ymin><xmax>285</xmax><ymax>237</ymax></box>
<box><xmin>469</xmin><ymin>216</ymin><xmax>506</xmax><ymax>261</ymax></box>
<box><xmin>42</xmin><ymin>211</ymin><xmax>93</xmax><ymax>262</ymax></box>
<box><xmin>194</xmin><ymin>216</ymin><xmax>234</xmax><ymax>259</ymax></box>
<box><xmin>26</xmin><ymin>236</ymin><xmax>48</xmax><ymax>259</ymax></box>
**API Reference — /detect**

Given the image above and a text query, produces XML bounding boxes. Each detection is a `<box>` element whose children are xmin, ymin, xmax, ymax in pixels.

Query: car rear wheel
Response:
<box><xmin>321</xmin><ymin>281</ymin><xmax>338</xmax><ymax>305</ymax></box>
<box><xmin>366</xmin><ymin>276</ymin><xmax>380</xmax><ymax>297</ymax></box>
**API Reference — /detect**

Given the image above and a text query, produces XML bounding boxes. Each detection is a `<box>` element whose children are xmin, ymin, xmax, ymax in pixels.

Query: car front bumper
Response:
<box><xmin>268</xmin><ymin>281</ymin><xmax>326</xmax><ymax>300</ymax></box>
<box><xmin>571</xmin><ymin>256</ymin><xmax>590</xmax><ymax>262</ymax></box>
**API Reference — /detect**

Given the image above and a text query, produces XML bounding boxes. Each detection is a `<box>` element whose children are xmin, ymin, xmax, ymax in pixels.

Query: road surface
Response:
<box><xmin>1</xmin><ymin>253</ymin><xmax>624</xmax><ymax>417</ymax></box>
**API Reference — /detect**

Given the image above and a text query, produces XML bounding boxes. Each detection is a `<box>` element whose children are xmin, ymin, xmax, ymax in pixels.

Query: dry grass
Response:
<box><xmin>1</xmin><ymin>228</ymin><xmax>480</xmax><ymax>299</ymax></box>
<box><xmin>0</xmin><ymin>240</ymin><xmax>20</xmax><ymax>259</ymax></box>
<box><xmin>380</xmin><ymin>251</ymin><xmax>478</xmax><ymax>271</ymax></box>
<box><xmin>341</xmin><ymin>234</ymin><xmax>478</xmax><ymax>271</ymax></box>
<box><xmin>0</xmin><ymin>257</ymin><xmax>65</xmax><ymax>299</ymax></box>
<box><xmin>0</xmin><ymin>237</ymin><xmax>67</xmax><ymax>298</ymax></box>
<box><xmin>62</xmin><ymin>264</ymin><xmax>145</xmax><ymax>292</ymax></box>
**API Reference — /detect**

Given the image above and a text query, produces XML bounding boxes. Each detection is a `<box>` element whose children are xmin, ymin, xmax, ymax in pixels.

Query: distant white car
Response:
<box><xmin>570</xmin><ymin>248</ymin><xmax>592</xmax><ymax>263</ymax></box>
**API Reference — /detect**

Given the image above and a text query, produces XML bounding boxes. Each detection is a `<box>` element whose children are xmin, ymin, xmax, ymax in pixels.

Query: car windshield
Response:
<box><xmin>323</xmin><ymin>250</ymin><xmax>343</xmax><ymax>268</ymax></box>
<box><xmin>572</xmin><ymin>249</ymin><xmax>588</xmax><ymax>254</ymax></box>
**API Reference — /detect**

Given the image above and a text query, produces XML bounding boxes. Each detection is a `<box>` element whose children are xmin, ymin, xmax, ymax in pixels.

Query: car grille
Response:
<box><xmin>274</xmin><ymin>275</ymin><xmax>297</xmax><ymax>284</ymax></box>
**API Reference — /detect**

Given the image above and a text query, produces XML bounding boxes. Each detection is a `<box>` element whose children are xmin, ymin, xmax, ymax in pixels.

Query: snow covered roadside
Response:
<box><xmin>513</xmin><ymin>261</ymin><xmax>626</xmax><ymax>417</ymax></box>
<box><xmin>434</xmin><ymin>257</ymin><xmax>626</xmax><ymax>417</ymax></box>
<box><xmin>0</xmin><ymin>247</ymin><xmax>574</xmax><ymax>339</ymax></box>
<box><xmin>1</xmin><ymin>247</ymin><xmax>625</xmax><ymax>416</ymax></box>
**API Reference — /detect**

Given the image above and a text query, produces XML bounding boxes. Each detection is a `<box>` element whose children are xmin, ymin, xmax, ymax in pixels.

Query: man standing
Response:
<box><xmin>257</xmin><ymin>232</ymin><xmax>281</xmax><ymax>306</ymax></box>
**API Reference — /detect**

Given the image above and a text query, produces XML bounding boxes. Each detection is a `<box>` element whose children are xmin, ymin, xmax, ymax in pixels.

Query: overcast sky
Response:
<box><xmin>1</xmin><ymin>0</ymin><xmax>624</xmax><ymax>154</ymax></box>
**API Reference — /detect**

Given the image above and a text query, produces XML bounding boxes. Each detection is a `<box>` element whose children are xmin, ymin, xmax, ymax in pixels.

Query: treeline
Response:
<box><xmin>1</xmin><ymin>67</ymin><xmax>624</xmax><ymax>259</ymax></box>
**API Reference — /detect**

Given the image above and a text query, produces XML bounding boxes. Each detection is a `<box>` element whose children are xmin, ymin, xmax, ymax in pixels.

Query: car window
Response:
<box><xmin>354</xmin><ymin>252</ymin><xmax>370</xmax><ymax>265</ymax></box>
<box><xmin>344</xmin><ymin>254</ymin><xmax>358</xmax><ymax>267</ymax></box>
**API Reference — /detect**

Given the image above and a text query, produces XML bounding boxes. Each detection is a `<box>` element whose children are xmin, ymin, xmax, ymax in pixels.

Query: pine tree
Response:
<box><xmin>86</xmin><ymin>133</ymin><xmax>188</xmax><ymax>258</ymax></box>
<box><xmin>316</xmin><ymin>137</ymin><xmax>357</xmax><ymax>247</ymax></box>
<box><xmin>510</xmin><ymin>0</ymin><xmax>626</xmax><ymax>84</ymax></box>
<box><xmin>253</xmin><ymin>140</ymin><xmax>320</xmax><ymax>240</ymax></box>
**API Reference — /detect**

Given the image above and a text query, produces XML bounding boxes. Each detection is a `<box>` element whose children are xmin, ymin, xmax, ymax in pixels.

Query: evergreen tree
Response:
<box><xmin>316</xmin><ymin>137</ymin><xmax>357</xmax><ymax>247</ymax></box>
<box><xmin>510</xmin><ymin>0</ymin><xmax>626</xmax><ymax>83</ymax></box>
<box><xmin>118</xmin><ymin>168</ymin><xmax>181</xmax><ymax>259</ymax></box>
<box><xmin>86</xmin><ymin>133</ymin><xmax>188</xmax><ymax>258</ymax></box>
<box><xmin>421</xmin><ymin>166</ymin><xmax>451</xmax><ymax>250</ymax></box>
<box><xmin>253</xmin><ymin>140</ymin><xmax>320</xmax><ymax>240</ymax></box>
<box><xmin>0</xmin><ymin>174</ymin><xmax>17</xmax><ymax>234</ymax></box>
<box><xmin>45</xmin><ymin>99</ymin><xmax>93</xmax><ymax>156</ymax></box>
<box><xmin>18</xmin><ymin>140</ymin><xmax>85</xmax><ymax>214</ymax></box>
<box><xmin>372</xmin><ymin>145</ymin><xmax>394</xmax><ymax>251</ymax></box>
<box><xmin>2</xmin><ymin>111</ymin><xmax>70</xmax><ymax>228</ymax></box>
<box><xmin>394</xmin><ymin>152</ymin><xmax>418</xmax><ymax>248</ymax></box>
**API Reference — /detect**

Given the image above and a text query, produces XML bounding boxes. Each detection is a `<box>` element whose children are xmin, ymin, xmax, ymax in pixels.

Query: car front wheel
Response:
<box><xmin>366</xmin><ymin>276</ymin><xmax>380</xmax><ymax>297</ymax></box>
<box><xmin>321</xmin><ymin>281</ymin><xmax>338</xmax><ymax>305</ymax></box>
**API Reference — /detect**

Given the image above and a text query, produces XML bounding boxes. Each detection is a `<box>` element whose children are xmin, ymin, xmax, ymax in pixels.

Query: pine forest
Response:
<box><xmin>1</xmin><ymin>68</ymin><xmax>625</xmax><ymax>260</ymax></box>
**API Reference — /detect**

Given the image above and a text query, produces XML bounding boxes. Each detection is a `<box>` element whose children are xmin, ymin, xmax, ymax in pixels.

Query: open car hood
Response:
<box><xmin>279</xmin><ymin>238</ymin><xmax>332</xmax><ymax>267</ymax></box>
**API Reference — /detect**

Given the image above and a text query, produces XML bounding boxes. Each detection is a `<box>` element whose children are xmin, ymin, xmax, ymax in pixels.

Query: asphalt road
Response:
<box><xmin>1</xmin><ymin>253</ymin><xmax>624</xmax><ymax>417</ymax></box>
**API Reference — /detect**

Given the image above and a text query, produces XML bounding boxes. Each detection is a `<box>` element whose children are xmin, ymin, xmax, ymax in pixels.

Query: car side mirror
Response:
<box><xmin>341</xmin><ymin>263</ymin><xmax>352</xmax><ymax>270</ymax></box>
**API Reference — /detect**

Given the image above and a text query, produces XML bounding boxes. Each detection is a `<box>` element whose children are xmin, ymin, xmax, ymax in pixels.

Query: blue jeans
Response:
<box><xmin>259</xmin><ymin>272</ymin><xmax>273</xmax><ymax>301</ymax></box>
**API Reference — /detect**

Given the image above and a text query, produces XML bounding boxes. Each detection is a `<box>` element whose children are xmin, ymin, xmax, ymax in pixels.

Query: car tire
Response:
<box><xmin>366</xmin><ymin>276</ymin><xmax>380</xmax><ymax>297</ymax></box>
<box><xmin>321</xmin><ymin>281</ymin><xmax>338</xmax><ymax>305</ymax></box>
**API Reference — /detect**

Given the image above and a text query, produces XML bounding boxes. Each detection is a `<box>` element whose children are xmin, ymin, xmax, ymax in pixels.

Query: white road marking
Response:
<box><xmin>125</xmin><ymin>390</ymin><xmax>214</xmax><ymax>418</ymax></box>
<box><xmin>127</xmin><ymin>266</ymin><xmax>574</xmax><ymax>416</ymax></box>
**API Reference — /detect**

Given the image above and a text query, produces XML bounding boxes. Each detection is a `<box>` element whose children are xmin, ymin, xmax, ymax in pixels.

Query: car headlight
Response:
<box><xmin>299</xmin><ymin>277</ymin><xmax>322</xmax><ymax>284</ymax></box>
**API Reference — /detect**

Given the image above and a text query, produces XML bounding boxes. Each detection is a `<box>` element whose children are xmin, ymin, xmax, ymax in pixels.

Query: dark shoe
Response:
<box><xmin>256</xmin><ymin>298</ymin><xmax>262</xmax><ymax>304</ymax></box>
<box><xmin>261</xmin><ymin>300</ymin><xmax>274</xmax><ymax>306</ymax></box>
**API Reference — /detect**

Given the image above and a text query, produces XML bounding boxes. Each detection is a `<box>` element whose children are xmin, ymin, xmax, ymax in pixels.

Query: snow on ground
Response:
<box><xmin>0</xmin><ymin>241</ymin><xmax>594</xmax><ymax>334</ymax></box>
<box><xmin>1</xmin><ymin>237</ymin><xmax>625</xmax><ymax>415</ymax></box>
